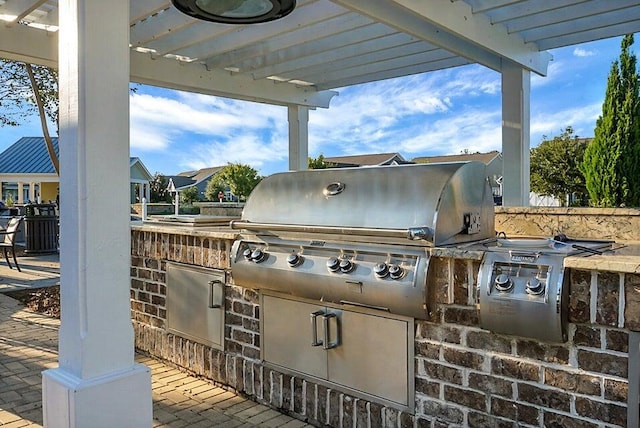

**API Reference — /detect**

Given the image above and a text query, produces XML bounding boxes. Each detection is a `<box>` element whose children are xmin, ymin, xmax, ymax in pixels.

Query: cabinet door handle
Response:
<box><xmin>323</xmin><ymin>313</ymin><xmax>339</xmax><ymax>350</ymax></box>
<box><xmin>310</xmin><ymin>310</ymin><xmax>324</xmax><ymax>346</ymax></box>
<box><xmin>208</xmin><ymin>279</ymin><xmax>224</xmax><ymax>309</ymax></box>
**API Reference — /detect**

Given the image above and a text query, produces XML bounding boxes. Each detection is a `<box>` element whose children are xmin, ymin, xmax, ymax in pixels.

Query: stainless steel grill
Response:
<box><xmin>230</xmin><ymin>161</ymin><xmax>495</xmax><ymax>319</ymax></box>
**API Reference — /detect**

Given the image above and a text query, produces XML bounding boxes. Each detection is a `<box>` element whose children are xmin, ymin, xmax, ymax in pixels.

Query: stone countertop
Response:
<box><xmin>131</xmin><ymin>221</ymin><xmax>239</xmax><ymax>240</ymax></box>
<box><xmin>429</xmin><ymin>246</ymin><xmax>486</xmax><ymax>260</ymax></box>
<box><xmin>130</xmin><ymin>221</ymin><xmax>640</xmax><ymax>274</ymax></box>
<box><xmin>564</xmin><ymin>242</ymin><xmax>640</xmax><ymax>273</ymax></box>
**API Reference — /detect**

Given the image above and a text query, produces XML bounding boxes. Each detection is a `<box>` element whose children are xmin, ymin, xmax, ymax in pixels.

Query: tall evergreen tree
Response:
<box><xmin>582</xmin><ymin>34</ymin><xmax>640</xmax><ymax>207</ymax></box>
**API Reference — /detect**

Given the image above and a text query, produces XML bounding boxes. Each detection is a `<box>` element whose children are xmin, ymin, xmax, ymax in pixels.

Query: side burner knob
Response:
<box><xmin>339</xmin><ymin>259</ymin><xmax>355</xmax><ymax>273</ymax></box>
<box><xmin>494</xmin><ymin>273</ymin><xmax>513</xmax><ymax>292</ymax></box>
<box><xmin>374</xmin><ymin>263</ymin><xmax>389</xmax><ymax>278</ymax></box>
<box><xmin>286</xmin><ymin>253</ymin><xmax>303</xmax><ymax>267</ymax></box>
<box><xmin>388</xmin><ymin>264</ymin><xmax>404</xmax><ymax>280</ymax></box>
<box><xmin>250</xmin><ymin>249</ymin><xmax>267</xmax><ymax>263</ymax></box>
<box><xmin>327</xmin><ymin>257</ymin><xmax>340</xmax><ymax>272</ymax></box>
<box><xmin>526</xmin><ymin>278</ymin><xmax>545</xmax><ymax>295</ymax></box>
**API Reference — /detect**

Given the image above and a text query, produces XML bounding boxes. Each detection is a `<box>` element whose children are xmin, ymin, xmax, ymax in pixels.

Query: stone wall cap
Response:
<box><xmin>131</xmin><ymin>222</ymin><xmax>239</xmax><ymax>239</ymax></box>
<box><xmin>496</xmin><ymin>206</ymin><xmax>640</xmax><ymax>216</ymax></box>
<box><xmin>565</xmin><ymin>253</ymin><xmax>640</xmax><ymax>273</ymax></box>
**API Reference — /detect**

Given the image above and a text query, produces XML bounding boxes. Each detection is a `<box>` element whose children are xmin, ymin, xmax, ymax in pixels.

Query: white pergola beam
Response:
<box><xmin>317</xmin><ymin>57</ymin><xmax>470</xmax><ymax>90</ymax></box>
<box><xmin>0</xmin><ymin>24</ymin><xmax>336</xmax><ymax>109</ymax></box>
<box><xmin>332</xmin><ymin>0</ymin><xmax>551</xmax><ymax>76</ymax></box>
<box><xmin>174</xmin><ymin>0</ymin><xmax>348</xmax><ymax>60</ymax></box>
<box><xmin>249</xmin><ymin>27</ymin><xmax>408</xmax><ymax>80</ymax></box>
<box><xmin>205</xmin><ymin>13</ymin><xmax>375</xmax><ymax>69</ymax></box>
<box><xmin>130</xmin><ymin>51</ymin><xmax>337</xmax><ymax>108</ymax></box>
<box><xmin>0</xmin><ymin>23</ymin><xmax>57</xmax><ymax>67</ymax></box>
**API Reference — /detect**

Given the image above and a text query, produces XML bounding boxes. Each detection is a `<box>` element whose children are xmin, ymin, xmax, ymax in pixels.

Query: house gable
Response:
<box><xmin>323</xmin><ymin>152</ymin><xmax>409</xmax><ymax>167</ymax></box>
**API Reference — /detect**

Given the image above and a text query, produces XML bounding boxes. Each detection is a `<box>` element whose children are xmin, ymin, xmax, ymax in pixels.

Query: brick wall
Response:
<box><xmin>130</xmin><ymin>228</ymin><xmax>632</xmax><ymax>427</ymax></box>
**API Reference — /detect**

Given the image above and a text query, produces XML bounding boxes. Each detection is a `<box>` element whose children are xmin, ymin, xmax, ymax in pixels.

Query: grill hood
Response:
<box><xmin>232</xmin><ymin>161</ymin><xmax>495</xmax><ymax>246</ymax></box>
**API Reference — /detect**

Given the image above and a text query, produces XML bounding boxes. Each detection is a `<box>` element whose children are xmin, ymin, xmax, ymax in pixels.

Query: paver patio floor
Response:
<box><xmin>0</xmin><ymin>255</ymin><xmax>309</xmax><ymax>428</ymax></box>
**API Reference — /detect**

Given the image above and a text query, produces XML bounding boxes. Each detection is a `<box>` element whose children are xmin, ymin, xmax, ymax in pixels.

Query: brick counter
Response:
<box><xmin>130</xmin><ymin>225</ymin><xmax>633</xmax><ymax>427</ymax></box>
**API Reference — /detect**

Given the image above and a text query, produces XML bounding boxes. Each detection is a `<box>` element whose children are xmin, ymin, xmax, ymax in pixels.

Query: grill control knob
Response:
<box><xmin>286</xmin><ymin>253</ymin><xmax>303</xmax><ymax>267</ymax></box>
<box><xmin>374</xmin><ymin>262</ymin><xmax>389</xmax><ymax>278</ymax></box>
<box><xmin>243</xmin><ymin>248</ymin><xmax>253</xmax><ymax>260</ymax></box>
<box><xmin>388</xmin><ymin>264</ymin><xmax>404</xmax><ymax>280</ymax></box>
<box><xmin>250</xmin><ymin>249</ymin><xmax>267</xmax><ymax>263</ymax></box>
<box><xmin>326</xmin><ymin>257</ymin><xmax>340</xmax><ymax>272</ymax></box>
<box><xmin>526</xmin><ymin>278</ymin><xmax>545</xmax><ymax>295</ymax></box>
<box><xmin>339</xmin><ymin>259</ymin><xmax>355</xmax><ymax>273</ymax></box>
<box><xmin>494</xmin><ymin>274</ymin><xmax>513</xmax><ymax>292</ymax></box>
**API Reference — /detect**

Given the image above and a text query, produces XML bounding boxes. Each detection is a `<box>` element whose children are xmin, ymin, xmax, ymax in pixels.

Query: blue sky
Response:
<box><xmin>0</xmin><ymin>36</ymin><xmax>625</xmax><ymax>177</ymax></box>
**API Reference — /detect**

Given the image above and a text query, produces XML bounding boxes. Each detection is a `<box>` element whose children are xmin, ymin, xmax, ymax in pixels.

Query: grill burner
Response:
<box><xmin>477</xmin><ymin>237</ymin><xmax>612</xmax><ymax>342</ymax></box>
<box><xmin>230</xmin><ymin>161</ymin><xmax>495</xmax><ymax>319</ymax></box>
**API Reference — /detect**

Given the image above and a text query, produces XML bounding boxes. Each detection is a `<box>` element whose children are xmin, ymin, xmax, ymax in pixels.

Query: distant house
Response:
<box><xmin>323</xmin><ymin>152</ymin><xmax>411</xmax><ymax>167</ymax></box>
<box><xmin>166</xmin><ymin>166</ymin><xmax>225</xmax><ymax>200</ymax></box>
<box><xmin>413</xmin><ymin>151</ymin><xmax>503</xmax><ymax>202</ymax></box>
<box><xmin>0</xmin><ymin>137</ymin><xmax>154</xmax><ymax>204</ymax></box>
<box><xmin>130</xmin><ymin>157</ymin><xmax>154</xmax><ymax>203</ymax></box>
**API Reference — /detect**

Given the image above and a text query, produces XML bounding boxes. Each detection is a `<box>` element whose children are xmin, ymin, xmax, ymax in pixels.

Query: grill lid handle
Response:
<box><xmin>323</xmin><ymin>182</ymin><xmax>346</xmax><ymax>197</ymax></box>
<box><xmin>230</xmin><ymin>220</ymin><xmax>435</xmax><ymax>242</ymax></box>
<box><xmin>407</xmin><ymin>227</ymin><xmax>434</xmax><ymax>241</ymax></box>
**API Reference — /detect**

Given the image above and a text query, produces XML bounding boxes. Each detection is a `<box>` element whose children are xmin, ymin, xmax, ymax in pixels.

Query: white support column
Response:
<box><xmin>501</xmin><ymin>61</ymin><xmax>531</xmax><ymax>207</ymax></box>
<box><xmin>29</xmin><ymin>183</ymin><xmax>36</xmax><ymax>203</ymax></box>
<box><xmin>17</xmin><ymin>182</ymin><xmax>24</xmax><ymax>204</ymax></box>
<box><xmin>42</xmin><ymin>1</ymin><xmax>152</xmax><ymax>427</ymax></box>
<box><xmin>145</xmin><ymin>183</ymin><xmax>151</xmax><ymax>202</ymax></box>
<box><xmin>288</xmin><ymin>105</ymin><xmax>309</xmax><ymax>171</ymax></box>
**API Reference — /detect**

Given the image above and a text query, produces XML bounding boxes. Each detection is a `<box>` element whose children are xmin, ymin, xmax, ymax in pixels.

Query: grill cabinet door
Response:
<box><xmin>166</xmin><ymin>262</ymin><xmax>225</xmax><ymax>350</ymax></box>
<box><xmin>327</xmin><ymin>309</ymin><xmax>410</xmax><ymax>406</ymax></box>
<box><xmin>262</xmin><ymin>294</ymin><xmax>327</xmax><ymax>379</ymax></box>
<box><xmin>262</xmin><ymin>293</ymin><xmax>412</xmax><ymax>408</ymax></box>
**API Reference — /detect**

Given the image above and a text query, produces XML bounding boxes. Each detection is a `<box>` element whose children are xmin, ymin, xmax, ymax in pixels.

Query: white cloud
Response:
<box><xmin>181</xmin><ymin>131</ymin><xmax>288</xmax><ymax>172</ymax></box>
<box><xmin>573</xmin><ymin>47</ymin><xmax>595</xmax><ymax>57</ymax></box>
<box><xmin>129</xmin><ymin>91</ymin><xmax>285</xmax><ymax>155</ymax></box>
<box><xmin>530</xmin><ymin>103</ymin><xmax>601</xmax><ymax>144</ymax></box>
<box><xmin>307</xmin><ymin>66</ymin><xmax>501</xmax><ymax>156</ymax></box>
<box><xmin>396</xmin><ymin>108</ymin><xmax>502</xmax><ymax>156</ymax></box>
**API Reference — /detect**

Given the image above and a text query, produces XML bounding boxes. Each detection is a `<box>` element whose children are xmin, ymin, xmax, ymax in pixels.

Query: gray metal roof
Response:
<box><xmin>1</xmin><ymin>1</ymin><xmax>639</xmax><ymax>108</ymax></box>
<box><xmin>0</xmin><ymin>137</ymin><xmax>59</xmax><ymax>174</ymax></box>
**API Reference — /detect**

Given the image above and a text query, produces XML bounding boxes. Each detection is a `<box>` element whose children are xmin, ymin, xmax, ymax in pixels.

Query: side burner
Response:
<box><xmin>477</xmin><ymin>237</ymin><xmax>612</xmax><ymax>342</ymax></box>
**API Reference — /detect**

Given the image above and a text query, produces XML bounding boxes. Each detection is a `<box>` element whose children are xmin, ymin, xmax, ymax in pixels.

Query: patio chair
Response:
<box><xmin>0</xmin><ymin>216</ymin><xmax>23</xmax><ymax>272</ymax></box>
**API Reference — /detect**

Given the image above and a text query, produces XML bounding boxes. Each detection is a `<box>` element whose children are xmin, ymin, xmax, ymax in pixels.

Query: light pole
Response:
<box><xmin>167</xmin><ymin>178</ymin><xmax>180</xmax><ymax>216</ymax></box>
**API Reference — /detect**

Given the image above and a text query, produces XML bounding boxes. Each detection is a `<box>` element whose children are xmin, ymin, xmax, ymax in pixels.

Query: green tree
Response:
<box><xmin>0</xmin><ymin>60</ymin><xmax>59</xmax><ymax>173</ymax></box>
<box><xmin>217</xmin><ymin>163</ymin><xmax>262</xmax><ymax>201</ymax></box>
<box><xmin>308</xmin><ymin>154</ymin><xmax>334</xmax><ymax>169</ymax></box>
<box><xmin>530</xmin><ymin>127</ymin><xmax>588</xmax><ymax>206</ymax></box>
<box><xmin>204</xmin><ymin>174</ymin><xmax>228</xmax><ymax>201</ymax></box>
<box><xmin>582</xmin><ymin>34</ymin><xmax>640</xmax><ymax>207</ymax></box>
<box><xmin>149</xmin><ymin>173</ymin><xmax>172</xmax><ymax>203</ymax></box>
<box><xmin>180</xmin><ymin>186</ymin><xmax>200</xmax><ymax>204</ymax></box>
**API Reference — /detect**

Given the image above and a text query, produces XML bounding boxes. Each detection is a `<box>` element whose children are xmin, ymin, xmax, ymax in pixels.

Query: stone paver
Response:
<box><xmin>0</xmin><ymin>255</ymin><xmax>60</xmax><ymax>293</ymax></box>
<box><xmin>0</xmin><ymin>257</ymin><xmax>312</xmax><ymax>428</ymax></box>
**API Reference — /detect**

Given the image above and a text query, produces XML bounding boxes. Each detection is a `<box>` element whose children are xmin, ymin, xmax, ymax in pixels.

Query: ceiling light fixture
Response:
<box><xmin>171</xmin><ymin>0</ymin><xmax>296</xmax><ymax>24</ymax></box>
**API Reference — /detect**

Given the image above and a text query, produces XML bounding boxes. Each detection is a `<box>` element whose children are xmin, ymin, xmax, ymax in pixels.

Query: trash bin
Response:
<box><xmin>24</xmin><ymin>203</ymin><xmax>59</xmax><ymax>254</ymax></box>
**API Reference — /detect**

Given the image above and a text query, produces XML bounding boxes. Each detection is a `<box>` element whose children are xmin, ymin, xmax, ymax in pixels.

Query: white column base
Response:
<box><xmin>42</xmin><ymin>364</ymin><xmax>152</xmax><ymax>428</ymax></box>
